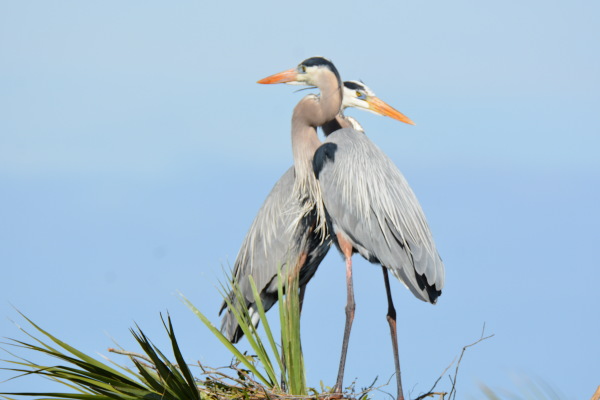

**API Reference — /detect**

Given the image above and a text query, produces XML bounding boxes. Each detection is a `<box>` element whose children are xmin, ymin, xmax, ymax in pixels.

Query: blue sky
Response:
<box><xmin>1</xmin><ymin>1</ymin><xmax>599</xmax><ymax>399</ymax></box>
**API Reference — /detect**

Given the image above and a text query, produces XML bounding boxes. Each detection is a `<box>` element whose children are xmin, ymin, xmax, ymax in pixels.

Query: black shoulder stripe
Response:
<box><xmin>312</xmin><ymin>142</ymin><xmax>338</xmax><ymax>179</ymax></box>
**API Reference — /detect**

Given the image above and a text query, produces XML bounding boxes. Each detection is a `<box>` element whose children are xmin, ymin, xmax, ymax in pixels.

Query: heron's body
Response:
<box><xmin>257</xmin><ymin>58</ymin><xmax>445</xmax><ymax>400</ymax></box>
<box><xmin>220</xmin><ymin>59</ymin><xmax>344</xmax><ymax>342</ymax></box>
<box><xmin>314</xmin><ymin>127</ymin><xmax>444</xmax><ymax>303</ymax></box>
<box><xmin>220</xmin><ymin>165</ymin><xmax>329</xmax><ymax>342</ymax></box>
<box><xmin>312</xmin><ymin>121</ymin><xmax>443</xmax><ymax>400</ymax></box>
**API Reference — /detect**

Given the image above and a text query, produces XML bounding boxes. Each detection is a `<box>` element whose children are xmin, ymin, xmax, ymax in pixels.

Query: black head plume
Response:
<box><xmin>343</xmin><ymin>81</ymin><xmax>366</xmax><ymax>91</ymax></box>
<box><xmin>299</xmin><ymin>56</ymin><xmax>341</xmax><ymax>86</ymax></box>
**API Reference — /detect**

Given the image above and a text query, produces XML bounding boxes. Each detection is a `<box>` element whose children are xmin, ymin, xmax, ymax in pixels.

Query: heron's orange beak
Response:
<box><xmin>257</xmin><ymin>68</ymin><xmax>299</xmax><ymax>84</ymax></box>
<box><xmin>368</xmin><ymin>97</ymin><xmax>415</xmax><ymax>126</ymax></box>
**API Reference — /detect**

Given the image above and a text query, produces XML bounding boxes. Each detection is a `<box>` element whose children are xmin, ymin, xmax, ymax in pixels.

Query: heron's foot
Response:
<box><xmin>331</xmin><ymin>381</ymin><xmax>343</xmax><ymax>397</ymax></box>
<box><xmin>327</xmin><ymin>390</ymin><xmax>343</xmax><ymax>400</ymax></box>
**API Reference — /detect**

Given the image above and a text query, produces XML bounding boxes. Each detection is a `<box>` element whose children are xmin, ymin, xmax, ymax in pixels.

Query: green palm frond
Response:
<box><xmin>1</xmin><ymin>266</ymin><xmax>370</xmax><ymax>400</ymax></box>
<box><xmin>277</xmin><ymin>268</ymin><xmax>305</xmax><ymax>395</ymax></box>
<box><xmin>1</xmin><ymin>312</ymin><xmax>202</xmax><ymax>400</ymax></box>
<box><xmin>183</xmin><ymin>265</ymin><xmax>306</xmax><ymax>395</ymax></box>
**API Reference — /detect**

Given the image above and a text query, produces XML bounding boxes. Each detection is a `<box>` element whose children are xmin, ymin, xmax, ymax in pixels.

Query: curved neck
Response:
<box><xmin>288</xmin><ymin>74</ymin><xmax>342</xmax><ymax>238</ymax></box>
<box><xmin>290</xmin><ymin>75</ymin><xmax>343</xmax><ymax>177</ymax></box>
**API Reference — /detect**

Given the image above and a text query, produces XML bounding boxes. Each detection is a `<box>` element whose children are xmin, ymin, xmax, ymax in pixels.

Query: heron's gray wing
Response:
<box><xmin>220</xmin><ymin>166</ymin><xmax>330</xmax><ymax>342</ymax></box>
<box><xmin>314</xmin><ymin>128</ymin><xmax>444</xmax><ymax>303</ymax></box>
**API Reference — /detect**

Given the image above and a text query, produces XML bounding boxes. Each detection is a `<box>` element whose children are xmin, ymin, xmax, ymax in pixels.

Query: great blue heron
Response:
<box><xmin>220</xmin><ymin>79</ymin><xmax>409</xmax><ymax>343</ymax></box>
<box><xmin>259</xmin><ymin>57</ymin><xmax>445</xmax><ymax>400</ymax></box>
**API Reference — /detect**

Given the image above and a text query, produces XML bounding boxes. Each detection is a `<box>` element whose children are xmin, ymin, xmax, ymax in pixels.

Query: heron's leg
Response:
<box><xmin>382</xmin><ymin>266</ymin><xmax>404</xmax><ymax>400</ymax></box>
<box><xmin>334</xmin><ymin>234</ymin><xmax>355</xmax><ymax>394</ymax></box>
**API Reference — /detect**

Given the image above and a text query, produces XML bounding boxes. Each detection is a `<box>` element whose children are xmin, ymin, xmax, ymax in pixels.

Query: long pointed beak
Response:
<box><xmin>257</xmin><ymin>68</ymin><xmax>299</xmax><ymax>84</ymax></box>
<box><xmin>368</xmin><ymin>97</ymin><xmax>416</xmax><ymax>125</ymax></box>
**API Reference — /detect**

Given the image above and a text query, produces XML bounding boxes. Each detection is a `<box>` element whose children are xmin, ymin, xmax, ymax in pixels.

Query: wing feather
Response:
<box><xmin>220</xmin><ymin>167</ymin><xmax>330</xmax><ymax>342</ymax></box>
<box><xmin>315</xmin><ymin>128</ymin><xmax>444</xmax><ymax>303</ymax></box>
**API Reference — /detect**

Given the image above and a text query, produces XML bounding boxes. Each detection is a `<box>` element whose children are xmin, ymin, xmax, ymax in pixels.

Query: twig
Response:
<box><xmin>414</xmin><ymin>391</ymin><xmax>446</xmax><ymax>400</ymax></box>
<box><xmin>198</xmin><ymin>360</ymin><xmax>207</xmax><ymax>374</ymax></box>
<box><xmin>447</xmin><ymin>323</ymin><xmax>494</xmax><ymax>400</ymax></box>
<box><xmin>415</xmin><ymin>355</ymin><xmax>456</xmax><ymax>399</ymax></box>
<box><xmin>108</xmin><ymin>347</ymin><xmax>152</xmax><ymax>363</ymax></box>
<box><xmin>107</xmin><ymin>347</ymin><xmax>155</xmax><ymax>369</ymax></box>
<box><xmin>416</xmin><ymin>324</ymin><xmax>494</xmax><ymax>400</ymax></box>
<box><xmin>414</xmin><ymin>392</ymin><xmax>446</xmax><ymax>400</ymax></box>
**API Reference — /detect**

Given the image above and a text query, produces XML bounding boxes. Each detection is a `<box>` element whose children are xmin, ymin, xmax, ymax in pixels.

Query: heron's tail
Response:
<box><xmin>219</xmin><ymin>299</ymin><xmax>263</xmax><ymax>344</ymax></box>
<box><xmin>219</xmin><ymin>308</ymin><xmax>245</xmax><ymax>344</ymax></box>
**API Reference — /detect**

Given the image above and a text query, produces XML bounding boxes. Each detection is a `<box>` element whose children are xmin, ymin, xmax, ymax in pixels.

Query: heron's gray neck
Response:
<box><xmin>291</xmin><ymin>101</ymin><xmax>324</xmax><ymax>205</ymax></box>
<box><xmin>290</xmin><ymin>74</ymin><xmax>342</xmax><ymax>188</ymax></box>
<box><xmin>290</xmin><ymin>116</ymin><xmax>327</xmax><ymax>238</ymax></box>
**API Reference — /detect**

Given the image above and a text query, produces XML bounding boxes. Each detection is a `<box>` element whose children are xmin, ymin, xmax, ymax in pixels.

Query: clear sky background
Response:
<box><xmin>1</xmin><ymin>1</ymin><xmax>598</xmax><ymax>399</ymax></box>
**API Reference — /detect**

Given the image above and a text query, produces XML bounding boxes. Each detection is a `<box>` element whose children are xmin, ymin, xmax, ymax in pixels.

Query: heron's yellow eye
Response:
<box><xmin>299</xmin><ymin>65</ymin><xmax>306</xmax><ymax>73</ymax></box>
<box><xmin>356</xmin><ymin>91</ymin><xmax>366</xmax><ymax>100</ymax></box>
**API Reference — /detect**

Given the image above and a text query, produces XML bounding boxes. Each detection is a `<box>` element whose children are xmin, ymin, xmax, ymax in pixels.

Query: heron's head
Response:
<box><xmin>342</xmin><ymin>80</ymin><xmax>415</xmax><ymax>126</ymax></box>
<box><xmin>257</xmin><ymin>56</ymin><xmax>341</xmax><ymax>88</ymax></box>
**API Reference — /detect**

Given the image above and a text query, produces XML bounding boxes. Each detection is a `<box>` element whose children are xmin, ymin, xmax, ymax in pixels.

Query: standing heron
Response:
<box><xmin>220</xmin><ymin>78</ymin><xmax>409</xmax><ymax>343</ymax></box>
<box><xmin>260</xmin><ymin>58</ymin><xmax>445</xmax><ymax>400</ymax></box>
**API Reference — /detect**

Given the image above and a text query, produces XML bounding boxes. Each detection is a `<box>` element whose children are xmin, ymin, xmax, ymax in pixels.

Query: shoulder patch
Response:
<box><xmin>313</xmin><ymin>143</ymin><xmax>338</xmax><ymax>179</ymax></box>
